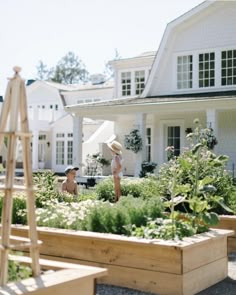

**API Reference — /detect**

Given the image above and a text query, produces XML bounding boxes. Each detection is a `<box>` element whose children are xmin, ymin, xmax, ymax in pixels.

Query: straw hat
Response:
<box><xmin>107</xmin><ymin>140</ymin><xmax>122</xmax><ymax>155</ymax></box>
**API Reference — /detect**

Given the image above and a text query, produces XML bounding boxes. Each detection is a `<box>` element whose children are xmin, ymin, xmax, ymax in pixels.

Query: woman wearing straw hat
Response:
<box><xmin>107</xmin><ymin>140</ymin><xmax>123</xmax><ymax>202</ymax></box>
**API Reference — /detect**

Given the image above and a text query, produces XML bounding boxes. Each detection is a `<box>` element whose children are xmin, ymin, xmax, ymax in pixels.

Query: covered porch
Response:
<box><xmin>65</xmin><ymin>95</ymin><xmax>236</xmax><ymax>177</ymax></box>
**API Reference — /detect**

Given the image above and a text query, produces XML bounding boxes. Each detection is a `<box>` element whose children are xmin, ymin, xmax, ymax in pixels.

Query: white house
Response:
<box><xmin>24</xmin><ymin>78</ymin><xmax>114</xmax><ymax>174</ymax></box>
<box><xmin>65</xmin><ymin>0</ymin><xmax>236</xmax><ymax>177</ymax></box>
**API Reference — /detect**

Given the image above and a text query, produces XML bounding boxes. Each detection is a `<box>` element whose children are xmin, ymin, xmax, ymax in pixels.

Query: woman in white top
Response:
<box><xmin>107</xmin><ymin>140</ymin><xmax>123</xmax><ymax>202</ymax></box>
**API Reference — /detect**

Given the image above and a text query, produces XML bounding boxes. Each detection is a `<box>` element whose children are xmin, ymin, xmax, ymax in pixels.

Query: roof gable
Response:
<box><xmin>141</xmin><ymin>0</ymin><xmax>216</xmax><ymax>97</ymax></box>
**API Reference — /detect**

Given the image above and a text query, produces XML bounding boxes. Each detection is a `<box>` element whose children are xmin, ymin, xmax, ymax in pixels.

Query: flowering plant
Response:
<box><xmin>188</xmin><ymin>119</ymin><xmax>218</xmax><ymax>150</ymax></box>
<box><xmin>124</xmin><ymin>129</ymin><xmax>142</xmax><ymax>153</ymax></box>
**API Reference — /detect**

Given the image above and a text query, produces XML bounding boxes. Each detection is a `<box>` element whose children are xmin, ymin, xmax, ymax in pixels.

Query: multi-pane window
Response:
<box><xmin>146</xmin><ymin>128</ymin><xmax>151</xmax><ymax>162</ymax></box>
<box><xmin>121</xmin><ymin>72</ymin><xmax>131</xmax><ymax>96</ymax></box>
<box><xmin>56</xmin><ymin>133</ymin><xmax>64</xmax><ymax>138</ymax></box>
<box><xmin>56</xmin><ymin>141</ymin><xmax>64</xmax><ymax>165</ymax></box>
<box><xmin>67</xmin><ymin>141</ymin><xmax>73</xmax><ymax>165</ymax></box>
<box><xmin>167</xmin><ymin>126</ymin><xmax>180</xmax><ymax>159</ymax></box>
<box><xmin>135</xmin><ymin>70</ymin><xmax>145</xmax><ymax>95</ymax></box>
<box><xmin>199</xmin><ymin>52</ymin><xmax>215</xmax><ymax>88</ymax></box>
<box><xmin>221</xmin><ymin>50</ymin><xmax>236</xmax><ymax>86</ymax></box>
<box><xmin>177</xmin><ymin>55</ymin><xmax>193</xmax><ymax>89</ymax></box>
<box><xmin>56</xmin><ymin>133</ymin><xmax>65</xmax><ymax>165</ymax></box>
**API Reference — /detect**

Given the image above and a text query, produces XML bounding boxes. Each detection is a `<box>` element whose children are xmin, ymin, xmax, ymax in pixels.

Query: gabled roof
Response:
<box><xmin>141</xmin><ymin>0</ymin><xmax>215</xmax><ymax>98</ymax></box>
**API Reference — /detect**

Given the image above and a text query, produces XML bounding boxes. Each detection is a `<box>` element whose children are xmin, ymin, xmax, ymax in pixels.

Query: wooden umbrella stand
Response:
<box><xmin>0</xmin><ymin>67</ymin><xmax>40</xmax><ymax>285</ymax></box>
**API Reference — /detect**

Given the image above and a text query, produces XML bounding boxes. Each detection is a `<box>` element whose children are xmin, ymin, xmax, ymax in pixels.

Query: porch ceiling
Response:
<box><xmin>65</xmin><ymin>95</ymin><xmax>236</xmax><ymax>120</ymax></box>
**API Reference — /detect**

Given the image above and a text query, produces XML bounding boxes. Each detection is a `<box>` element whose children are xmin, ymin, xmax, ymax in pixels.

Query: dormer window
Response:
<box><xmin>199</xmin><ymin>52</ymin><xmax>215</xmax><ymax>88</ymax></box>
<box><xmin>221</xmin><ymin>50</ymin><xmax>236</xmax><ymax>86</ymax></box>
<box><xmin>135</xmin><ymin>70</ymin><xmax>145</xmax><ymax>95</ymax></box>
<box><xmin>177</xmin><ymin>55</ymin><xmax>192</xmax><ymax>89</ymax></box>
<box><xmin>121</xmin><ymin>72</ymin><xmax>131</xmax><ymax>96</ymax></box>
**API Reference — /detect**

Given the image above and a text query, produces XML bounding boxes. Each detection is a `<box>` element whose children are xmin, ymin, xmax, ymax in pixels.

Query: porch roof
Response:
<box><xmin>65</xmin><ymin>91</ymin><xmax>236</xmax><ymax>119</ymax></box>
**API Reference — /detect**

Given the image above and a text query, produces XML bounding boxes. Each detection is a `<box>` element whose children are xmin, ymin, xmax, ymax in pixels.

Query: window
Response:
<box><xmin>39</xmin><ymin>134</ymin><xmax>46</xmax><ymax>140</ymax></box>
<box><xmin>221</xmin><ymin>50</ymin><xmax>236</xmax><ymax>86</ymax></box>
<box><xmin>167</xmin><ymin>126</ymin><xmax>180</xmax><ymax>158</ymax></box>
<box><xmin>177</xmin><ymin>55</ymin><xmax>192</xmax><ymax>89</ymax></box>
<box><xmin>67</xmin><ymin>141</ymin><xmax>73</xmax><ymax>165</ymax></box>
<box><xmin>146</xmin><ymin>128</ymin><xmax>151</xmax><ymax>162</ymax></box>
<box><xmin>135</xmin><ymin>70</ymin><xmax>145</xmax><ymax>95</ymax></box>
<box><xmin>199</xmin><ymin>52</ymin><xmax>215</xmax><ymax>88</ymax></box>
<box><xmin>56</xmin><ymin>133</ymin><xmax>64</xmax><ymax>138</ymax></box>
<box><xmin>121</xmin><ymin>72</ymin><xmax>131</xmax><ymax>96</ymax></box>
<box><xmin>56</xmin><ymin>141</ymin><xmax>64</xmax><ymax>165</ymax></box>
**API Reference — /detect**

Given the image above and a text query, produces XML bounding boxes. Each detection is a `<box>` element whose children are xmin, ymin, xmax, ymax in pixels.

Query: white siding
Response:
<box><xmin>149</xmin><ymin>1</ymin><xmax>236</xmax><ymax>96</ymax></box>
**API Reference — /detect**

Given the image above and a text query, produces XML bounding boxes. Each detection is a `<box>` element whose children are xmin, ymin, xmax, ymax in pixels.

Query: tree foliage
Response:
<box><xmin>36</xmin><ymin>51</ymin><xmax>89</xmax><ymax>84</ymax></box>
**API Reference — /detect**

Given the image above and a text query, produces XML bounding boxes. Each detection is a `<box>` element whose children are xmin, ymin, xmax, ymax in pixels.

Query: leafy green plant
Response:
<box><xmin>159</xmin><ymin>122</ymin><xmax>233</xmax><ymax>234</ymax></box>
<box><xmin>0</xmin><ymin>193</ymin><xmax>27</xmax><ymax>225</ymax></box>
<box><xmin>8</xmin><ymin>253</ymin><xmax>32</xmax><ymax>282</ymax></box>
<box><xmin>96</xmin><ymin>177</ymin><xmax>161</xmax><ymax>201</ymax></box>
<box><xmin>82</xmin><ymin>196</ymin><xmax>164</xmax><ymax>235</ymax></box>
<box><xmin>33</xmin><ymin>170</ymin><xmax>61</xmax><ymax>207</ymax></box>
<box><xmin>35</xmin><ymin>199</ymin><xmax>100</xmax><ymax>230</ymax></box>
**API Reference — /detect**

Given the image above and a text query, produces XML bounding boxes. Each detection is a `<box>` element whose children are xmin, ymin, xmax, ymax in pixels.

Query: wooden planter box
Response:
<box><xmin>213</xmin><ymin>215</ymin><xmax>236</xmax><ymax>253</ymax></box>
<box><xmin>0</xmin><ymin>265</ymin><xmax>107</xmax><ymax>295</ymax></box>
<box><xmin>11</xmin><ymin>226</ymin><xmax>233</xmax><ymax>295</ymax></box>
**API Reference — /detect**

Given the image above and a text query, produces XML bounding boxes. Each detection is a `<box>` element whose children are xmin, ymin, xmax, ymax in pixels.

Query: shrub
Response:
<box><xmin>33</xmin><ymin>170</ymin><xmax>61</xmax><ymax>207</ymax></box>
<box><xmin>0</xmin><ymin>193</ymin><xmax>27</xmax><ymax>225</ymax></box>
<box><xmin>35</xmin><ymin>199</ymin><xmax>100</xmax><ymax>230</ymax></box>
<box><xmin>96</xmin><ymin>177</ymin><xmax>161</xmax><ymax>201</ymax></box>
<box><xmin>82</xmin><ymin>196</ymin><xmax>164</xmax><ymax>235</ymax></box>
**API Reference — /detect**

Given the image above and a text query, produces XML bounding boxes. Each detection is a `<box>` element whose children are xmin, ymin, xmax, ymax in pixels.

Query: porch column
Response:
<box><xmin>206</xmin><ymin>109</ymin><xmax>218</xmax><ymax>152</ymax></box>
<box><xmin>72</xmin><ymin>115</ymin><xmax>83</xmax><ymax>173</ymax></box>
<box><xmin>134</xmin><ymin>113</ymin><xmax>147</xmax><ymax>177</ymax></box>
<box><xmin>32</xmin><ymin>130</ymin><xmax>39</xmax><ymax>171</ymax></box>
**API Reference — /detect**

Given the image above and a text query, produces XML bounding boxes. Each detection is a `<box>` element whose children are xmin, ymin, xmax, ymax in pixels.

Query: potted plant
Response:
<box><xmin>84</xmin><ymin>153</ymin><xmax>110</xmax><ymax>187</ymax></box>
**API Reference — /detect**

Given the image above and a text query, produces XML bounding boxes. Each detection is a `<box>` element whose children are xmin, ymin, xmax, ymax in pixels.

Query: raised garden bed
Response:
<box><xmin>0</xmin><ymin>265</ymin><xmax>107</xmax><ymax>295</ymax></box>
<box><xmin>11</xmin><ymin>225</ymin><xmax>234</xmax><ymax>295</ymax></box>
<box><xmin>213</xmin><ymin>215</ymin><xmax>236</xmax><ymax>253</ymax></box>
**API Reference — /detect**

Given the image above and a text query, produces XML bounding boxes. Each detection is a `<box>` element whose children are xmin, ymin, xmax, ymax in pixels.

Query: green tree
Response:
<box><xmin>103</xmin><ymin>48</ymin><xmax>121</xmax><ymax>80</ymax></box>
<box><xmin>36</xmin><ymin>60</ymin><xmax>52</xmax><ymax>80</ymax></box>
<box><xmin>36</xmin><ymin>52</ymin><xmax>89</xmax><ymax>84</ymax></box>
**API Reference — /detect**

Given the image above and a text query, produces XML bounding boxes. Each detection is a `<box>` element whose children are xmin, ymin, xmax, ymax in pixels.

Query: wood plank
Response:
<box><xmin>11</xmin><ymin>227</ymin><xmax>183</xmax><ymax>274</ymax></box>
<box><xmin>183</xmin><ymin>257</ymin><xmax>228</xmax><ymax>295</ymax></box>
<box><xmin>228</xmin><ymin>237</ymin><xmax>236</xmax><ymax>254</ymax></box>
<box><xmin>0</xmin><ymin>269</ymin><xmax>100</xmax><ymax>295</ymax></box>
<box><xmin>9</xmin><ymin>254</ymin><xmax>108</xmax><ymax>279</ymax></box>
<box><xmin>182</xmin><ymin>235</ymin><xmax>227</xmax><ymax>272</ymax></box>
<box><xmin>216</xmin><ymin>216</ymin><xmax>236</xmax><ymax>238</ymax></box>
<box><xmin>38</xmin><ymin>254</ymin><xmax>183</xmax><ymax>295</ymax></box>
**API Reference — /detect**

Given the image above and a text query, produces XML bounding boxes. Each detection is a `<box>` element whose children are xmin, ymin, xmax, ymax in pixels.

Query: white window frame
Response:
<box><xmin>135</xmin><ymin>70</ymin><xmax>145</xmax><ymax>95</ymax></box>
<box><xmin>176</xmin><ymin>55</ymin><xmax>193</xmax><ymax>89</ymax></box>
<box><xmin>221</xmin><ymin>49</ymin><xmax>236</xmax><ymax>86</ymax></box>
<box><xmin>121</xmin><ymin>72</ymin><xmax>131</xmax><ymax>97</ymax></box>
<box><xmin>198</xmin><ymin>52</ymin><xmax>215</xmax><ymax>88</ymax></box>
<box><xmin>160</xmin><ymin>120</ymin><xmax>185</xmax><ymax>162</ymax></box>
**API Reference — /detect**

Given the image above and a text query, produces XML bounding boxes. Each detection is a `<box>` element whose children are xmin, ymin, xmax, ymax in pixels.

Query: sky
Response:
<box><xmin>0</xmin><ymin>0</ymin><xmax>205</xmax><ymax>95</ymax></box>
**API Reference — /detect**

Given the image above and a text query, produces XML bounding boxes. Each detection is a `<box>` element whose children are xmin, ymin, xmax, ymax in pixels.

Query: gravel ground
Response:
<box><xmin>96</xmin><ymin>253</ymin><xmax>236</xmax><ymax>295</ymax></box>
